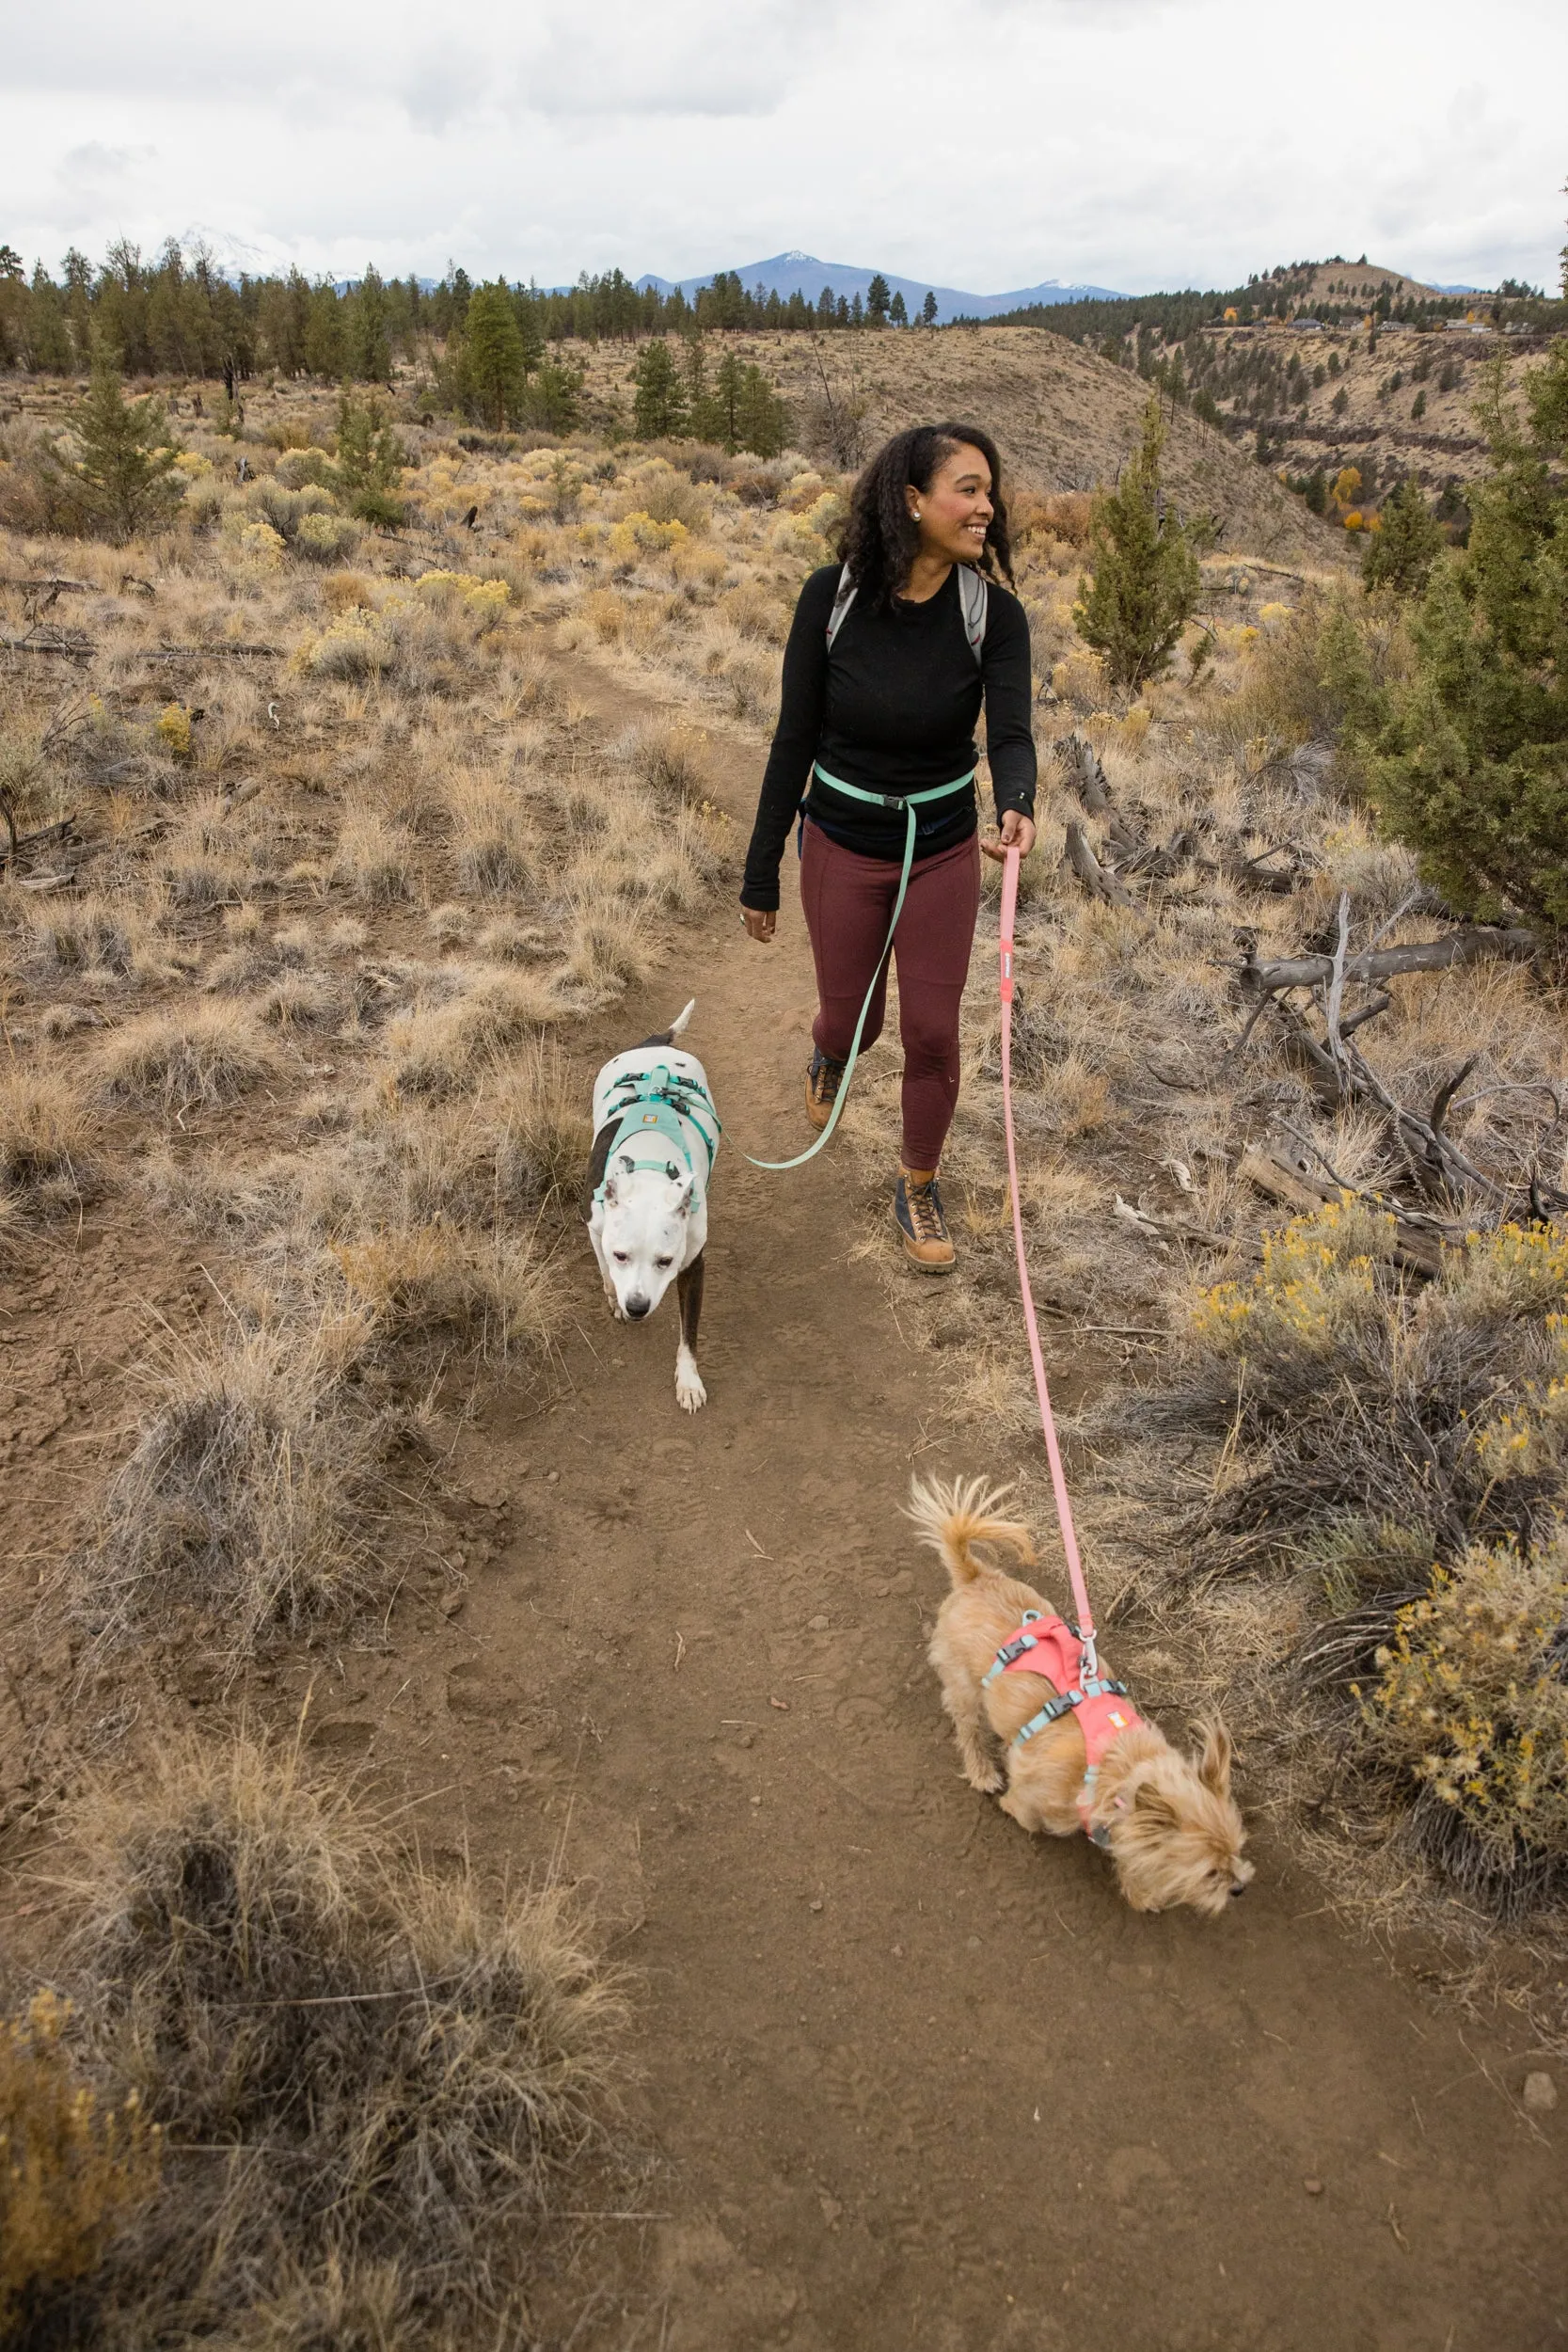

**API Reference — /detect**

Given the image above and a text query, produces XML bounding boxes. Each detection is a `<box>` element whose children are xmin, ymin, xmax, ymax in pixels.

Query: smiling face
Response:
<box><xmin>598</xmin><ymin>1163</ymin><xmax>693</xmax><ymax>1321</ymax></box>
<box><xmin>906</xmin><ymin>440</ymin><xmax>994</xmax><ymax>568</ymax></box>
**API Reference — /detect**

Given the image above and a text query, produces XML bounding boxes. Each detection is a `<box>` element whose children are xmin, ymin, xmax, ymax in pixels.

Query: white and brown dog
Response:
<box><xmin>910</xmin><ymin>1475</ymin><xmax>1252</xmax><ymax>1916</ymax></box>
<box><xmin>584</xmin><ymin>999</ymin><xmax>715</xmax><ymax>1414</ymax></box>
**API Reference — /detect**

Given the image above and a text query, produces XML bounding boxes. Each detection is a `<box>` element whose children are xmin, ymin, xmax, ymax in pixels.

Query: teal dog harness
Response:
<box><xmin>592</xmin><ymin>1062</ymin><xmax>721</xmax><ymax>1206</ymax></box>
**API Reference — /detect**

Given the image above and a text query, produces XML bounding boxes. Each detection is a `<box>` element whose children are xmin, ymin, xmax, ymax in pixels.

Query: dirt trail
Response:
<box><xmin>378</xmin><ymin>665</ymin><xmax>1565</xmax><ymax>2352</ymax></box>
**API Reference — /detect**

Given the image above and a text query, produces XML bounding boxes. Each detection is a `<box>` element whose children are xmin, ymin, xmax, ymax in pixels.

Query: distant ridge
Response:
<box><xmin>634</xmin><ymin>250</ymin><xmax>1124</xmax><ymax>325</ymax></box>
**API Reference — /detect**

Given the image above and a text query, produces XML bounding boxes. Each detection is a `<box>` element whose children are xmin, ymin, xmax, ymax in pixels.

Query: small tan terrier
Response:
<box><xmin>910</xmin><ymin>1475</ymin><xmax>1252</xmax><ymax>1917</ymax></box>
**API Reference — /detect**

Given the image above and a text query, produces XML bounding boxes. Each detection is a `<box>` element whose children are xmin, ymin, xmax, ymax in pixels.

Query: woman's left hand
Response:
<box><xmin>980</xmin><ymin>809</ymin><xmax>1037</xmax><ymax>864</ymax></box>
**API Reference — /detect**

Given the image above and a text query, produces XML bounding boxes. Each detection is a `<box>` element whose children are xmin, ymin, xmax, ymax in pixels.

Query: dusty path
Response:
<box><xmin>376</xmin><ymin>670</ymin><xmax>1565</xmax><ymax>2351</ymax></box>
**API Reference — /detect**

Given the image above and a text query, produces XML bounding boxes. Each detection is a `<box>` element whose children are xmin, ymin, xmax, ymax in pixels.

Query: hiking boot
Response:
<box><xmin>895</xmin><ymin>1167</ymin><xmax>956</xmax><ymax>1275</ymax></box>
<box><xmin>805</xmin><ymin>1047</ymin><xmax>847</xmax><ymax>1133</ymax></box>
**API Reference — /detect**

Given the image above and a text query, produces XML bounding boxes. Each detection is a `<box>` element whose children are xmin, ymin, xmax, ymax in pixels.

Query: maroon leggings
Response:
<box><xmin>799</xmin><ymin>821</ymin><xmax>982</xmax><ymax>1169</ymax></box>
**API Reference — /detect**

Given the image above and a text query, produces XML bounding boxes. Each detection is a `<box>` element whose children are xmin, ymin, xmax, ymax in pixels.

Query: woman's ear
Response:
<box><xmin>905</xmin><ymin>484</ymin><xmax>922</xmax><ymax>522</ymax></box>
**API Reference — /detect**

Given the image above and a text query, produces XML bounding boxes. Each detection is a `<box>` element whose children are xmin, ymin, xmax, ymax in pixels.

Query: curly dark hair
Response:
<box><xmin>838</xmin><ymin>422</ymin><xmax>1013</xmax><ymax>612</ymax></box>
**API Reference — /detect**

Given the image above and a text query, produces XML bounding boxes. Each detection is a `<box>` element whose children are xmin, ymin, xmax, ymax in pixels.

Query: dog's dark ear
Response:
<box><xmin>602</xmin><ymin>1174</ymin><xmax>619</xmax><ymax>1207</ymax></box>
<box><xmin>1133</xmin><ymin>1779</ymin><xmax>1180</xmax><ymax>1828</ymax></box>
<box><xmin>673</xmin><ymin>1176</ymin><xmax>695</xmax><ymax>1217</ymax></box>
<box><xmin>1195</xmin><ymin>1718</ymin><xmax>1234</xmax><ymax>1800</ymax></box>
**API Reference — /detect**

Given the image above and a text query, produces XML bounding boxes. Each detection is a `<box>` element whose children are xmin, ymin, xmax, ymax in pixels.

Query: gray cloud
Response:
<box><xmin>0</xmin><ymin>0</ymin><xmax>1562</xmax><ymax>293</ymax></box>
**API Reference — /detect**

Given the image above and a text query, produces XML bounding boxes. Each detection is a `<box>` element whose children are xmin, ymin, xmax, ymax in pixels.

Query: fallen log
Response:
<box><xmin>1241</xmin><ymin>928</ymin><xmax>1536</xmax><ymax>999</ymax></box>
<box><xmin>0</xmin><ymin>634</ymin><xmax>94</xmax><ymax>660</ymax></box>
<box><xmin>1237</xmin><ymin>1144</ymin><xmax>1448</xmax><ymax>1276</ymax></box>
<box><xmin>144</xmin><ymin>643</ymin><xmax>282</xmax><ymax>660</ymax></box>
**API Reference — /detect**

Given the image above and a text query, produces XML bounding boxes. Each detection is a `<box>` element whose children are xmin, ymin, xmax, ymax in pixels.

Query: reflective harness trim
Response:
<box><xmin>592</xmin><ymin>1062</ymin><xmax>721</xmax><ymax>1206</ymax></box>
<box><xmin>981</xmin><ymin>1609</ymin><xmax>1143</xmax><ymax>1850</ymax></box>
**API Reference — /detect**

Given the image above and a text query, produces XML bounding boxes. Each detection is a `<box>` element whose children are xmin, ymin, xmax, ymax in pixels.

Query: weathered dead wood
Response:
<box><xmin>0</xmin><ymin>817</ymin><xmax>75</xmax><ymax>867</ymax></box>
<box><xmin>1114</xmin><ymin>1194</ymin><xmax>1253</xmax><ymax>1255</ymax></box>
<box><xmin>1237</xmin><ymin>1145</ymin><xmax>1448</xmax><ymax>1277</ymax></box>
<box><xmin>0</xmin><ymin>634</ymin><xmax>94</xmax><ymax>660</ymax></box>
<box><xmin>1056</xmin><ymin>731</ymin><xmax>1113</xmax><ymax>816</ymax></box>
<box><xmin>1064</xmin><ymin>821</ymin><xmax>1147</xmax><ymax>917</ymax></box>
<box><xmin>0</xmin><ymin>576</ymin><xmax>90</xmax><ymax>593</ymax></box>
<box><xmin>1240</xmin><ymin>927</ymin><xmax>1536</xmax><ymax>999</ymax></box>
<box><xmin>143</xmin><ymin>643</ymin><xmax>282</xmax><ymax>661</ymax></box>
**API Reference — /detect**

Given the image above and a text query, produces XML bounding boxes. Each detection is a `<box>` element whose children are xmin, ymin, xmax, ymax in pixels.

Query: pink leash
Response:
<box><xmin>998</xmin><ymin>846</ymin><xmax>1098</xmax><ymax>1678</ymax></box>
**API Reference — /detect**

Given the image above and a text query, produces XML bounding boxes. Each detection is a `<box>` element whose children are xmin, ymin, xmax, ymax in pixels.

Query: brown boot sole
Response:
<box><xmin>897</xmin><ymin>1224</ymin><xmax>956</xmax><ymax>1276</ymax></box>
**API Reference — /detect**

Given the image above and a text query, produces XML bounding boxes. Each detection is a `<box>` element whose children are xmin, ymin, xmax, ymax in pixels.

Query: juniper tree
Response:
<box><xmin>921</xmin><ymin>291</ymin><xmax>938</xmax><ymax>326</ymax></box>
<box><xmin>1361</xmin><ymin>475</ymin><xmax>1443</xmax><ymax>598</ymax></box>
<box><xmin>1073</xmin><ymin>399</ymin><xmax>1200</xmax><ymax>689</ymax></box>
<box><xmin>529</xmin><ymin>359</ymin><xmax>584</xmax><ymax>436</ymax></box>
<box><xmin>889</xmin><ymin>290</ymin><xmax>908</xmax><ymax>326</ymax></box>
<box><xmin>66</xmin><ymin>351</ymin><xmax>183</xmax><ymax>541</ymax></box>
<box><xmin>866</xmin><ymin>274</ymin><xmax>891</xmax><ymax>326</ymax></box>
<box><xmin>334</xmin><ymin>389</ymin><xmax>405</xmax><ymax>525</ymax></box>
<box><xmin>1352</xmin><ymin>345</ymin><xmax>1568</xmax><ymax>929</ymax></box>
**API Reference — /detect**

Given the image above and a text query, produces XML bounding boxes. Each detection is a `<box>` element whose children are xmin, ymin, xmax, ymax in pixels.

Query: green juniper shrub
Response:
<box><xmin>1073</xmin><ymin>398</ymin><xmax>1201</xmax><ymax>689</ymax></box>
<box><xmin>1361</xmin><ymin>475</ymin><xmax>1444</xmax><ymax>597</ymax></box>
<box><xmin>59</xmin><ymin>351</ymin><xmax>184</xmax><ymax>542</ymax></box>
<box><xmin>1353</xmin><ymin>344</ymin><xmax>1568</xmax><ymax>928</ymax></box>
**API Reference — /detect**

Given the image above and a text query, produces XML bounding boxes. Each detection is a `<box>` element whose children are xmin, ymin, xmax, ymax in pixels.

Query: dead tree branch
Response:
<box><xmin>1239</xmin><ymin>928</ymin><xmax>1536</xmax><ymax>1000</ymax></box>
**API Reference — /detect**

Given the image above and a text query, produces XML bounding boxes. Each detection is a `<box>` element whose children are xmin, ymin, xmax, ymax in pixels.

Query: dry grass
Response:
<box><xmin>94</xmin><ymin>1004</ymin><xmax>279</xmax><ymax>1117</ymax></box>
<box><xmin>0</xmin><ymin>1064</ymin><xmax>96</xmax><ymax>1201</ymax></box>
<box><xmin>79</xmin><ymin>1313</ymin><xmax>386</xmax><ymax>1658</ymax></box>
<box><xmin>43</xmin><ymin>1730</ymin><xmax>626</xmax><ymax>2344</ymax></box>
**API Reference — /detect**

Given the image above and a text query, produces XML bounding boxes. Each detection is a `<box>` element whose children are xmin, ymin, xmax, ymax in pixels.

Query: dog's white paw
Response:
<box><xmin>603</xmin><ymin>1279</ymin><xmax>622</xmax><ymax>1318</ymax></box>
<box><xmin>674</xmin><ymin>1346</ymin><xmax>706</xmax><ymax>1413</ymax></box>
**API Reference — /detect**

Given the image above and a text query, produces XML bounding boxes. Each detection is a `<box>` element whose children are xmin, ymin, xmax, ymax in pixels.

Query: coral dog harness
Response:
<box><xmin>981</xmin><ymin>1609</ymin><xmax>1143</xmax><ymax>1848</ymax></box>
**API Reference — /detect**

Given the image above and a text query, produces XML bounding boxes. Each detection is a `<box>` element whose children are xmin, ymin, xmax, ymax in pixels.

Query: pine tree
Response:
<box><xmin>304</xmin><ymin>283</ymin><xmax>346</xmax><ymax>381</ymax></box>
<box><xmin>463</xmin><ymin>283</ymin><xmax>527</xmax><ymax>428</ymax></box>
<box><xmin>528</xmin><ymin>360</ymin><xmax>584</xmax><ymax>436</ymax></box>
<box><xmin>632</xmin><ymin>340</ymin><xmax>688</xmax><ymax>438</ymax></box>
<box><xmin>866</xmin><ymin>274</ymin><xmax>891</xmax><ymax>326</ymax></box>
<box><xmin>736</xmin><ymin>365</ymin><xmax>790</xmax><ymax>459</ymax></box>
<box><xmin>921</xmin><ymin>291</ymin><xmax>938</xmax><ymax>326</ymax></box>
<box><xmin>351</xmin><ymin>265</ymin><xmax>391</xmax><ymax>384</ymax></box>
<box><xmin>888</xmin><ymin>290</ymin><xmax>908</xmax><ymax>327</ymax></box>
<box><xmin>512</xmin><ymin>289</ymin><xmax>545</xmax><ymax>379</ymax></box>
<box><xmin>1361</xmin><ymin>476</ymin><xmax>1443</xmax><ymax>597</ymax></box>
<box><xmin>1073</xmin><ymin>399</ymin><xmax>1200</xmax><ymax>689</ymax></box>
<box><xmin>66</xmin><ymin>351</ymin><xmax>183</xmax><ymax>542</ymax></box>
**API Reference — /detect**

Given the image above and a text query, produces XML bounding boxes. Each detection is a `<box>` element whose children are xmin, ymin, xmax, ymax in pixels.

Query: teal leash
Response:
<box><xmin>737</xmin><ymin>763</ymin><xmax>974</xmax><ymax>1174</ymax></box>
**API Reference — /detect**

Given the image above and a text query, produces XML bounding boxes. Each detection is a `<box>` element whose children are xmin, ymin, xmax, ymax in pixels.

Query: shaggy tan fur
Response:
<box><xmin>910</xmin><ymin>1475</ymin><xmax>1253</xmax><ymax>1917</ymax></box>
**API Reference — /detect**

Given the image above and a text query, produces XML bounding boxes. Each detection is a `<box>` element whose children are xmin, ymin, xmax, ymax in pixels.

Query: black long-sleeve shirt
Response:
<box><xmin>740</xmin><ymin>562</ymin><xmax>1037</xmax><ymax>911</ymax></box>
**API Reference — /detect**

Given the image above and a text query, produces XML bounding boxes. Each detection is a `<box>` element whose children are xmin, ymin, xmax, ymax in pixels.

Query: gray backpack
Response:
<box><xmin>825</xmin><ymin>562</ymin><xmax>989</xmax><ymax>663</ymax></box>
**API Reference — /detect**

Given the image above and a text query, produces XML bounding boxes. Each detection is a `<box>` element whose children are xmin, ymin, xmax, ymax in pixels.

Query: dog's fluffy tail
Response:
<box><xmin>906</xmin><ymin>1475</ymin><xmax>1037</xmax><ymax>1588</ymax></box>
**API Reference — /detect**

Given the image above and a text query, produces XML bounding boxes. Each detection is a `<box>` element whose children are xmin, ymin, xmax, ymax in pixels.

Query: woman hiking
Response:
<box><xmin>740</xmin><ymin>422</ymin><xmax>1037</xmax><ymax>1274</ymax></box>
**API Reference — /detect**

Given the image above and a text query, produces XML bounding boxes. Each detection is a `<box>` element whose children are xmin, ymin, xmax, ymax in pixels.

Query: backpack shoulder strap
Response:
<box><xmin>825</xmin><ymin>564</ymin><xmax>856</xmax><ymax>653</ymax></box>
<box><xmin>958</xmin><ymin>564</ymin><xmax>989</xmax><ymax>666</ymax></box>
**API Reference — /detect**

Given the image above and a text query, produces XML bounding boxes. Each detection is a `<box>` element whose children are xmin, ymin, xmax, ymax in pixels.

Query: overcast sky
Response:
<box><xmin>3</xmin><ymin>0</ymin><xmax>1564</xmax><ymax>296</ymax></box>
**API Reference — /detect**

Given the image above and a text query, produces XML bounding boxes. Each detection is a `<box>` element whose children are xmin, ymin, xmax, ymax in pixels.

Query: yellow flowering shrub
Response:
<box><xmin>0</xmin><ymin>1991</ymin><xmax>161</xmax><ymax>2336</ymax></box>
<box><xmin>1188</xmin><ymin>1195</ymin><xmax>1391</xmax><ymax>1356</ymax></box>
<box><xmin>153</xmin><ymin>704</ymin><xmax>192</xmax><ymax>761</ymax></box>
<box><xmin>172</xmin><ymin>451</ymin><xmax>212</xmax><ymax>479</ymax></box>
<box><xmin>234</xmin><ymin>520</ymin><xmax>285</xmax><ymax>572</ymax></box>
<box><xmin>1364</xmin><ymin>1531</ymin><xmax>1568</xmax><ymax>1855</ymax></box>
<box><xmin>608</xmin><ymin>512</ymin><xmax>689</xmax><ymax>566</ymax></box>
<box><xmin>298</xmin><ymin>612</ymin><xmax>394</xmax><ymax>679</ymax></box>
<box><xmin>413</xmin><ymin>570</ymin><xmax>510</xmax><ymax>622</ymax></box>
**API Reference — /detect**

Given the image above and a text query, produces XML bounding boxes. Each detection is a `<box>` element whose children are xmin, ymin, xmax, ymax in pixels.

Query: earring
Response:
<box><xmin>913</xmin><ymin>508</ymin><xmax>921</xmax><ymax>520</ymax></box>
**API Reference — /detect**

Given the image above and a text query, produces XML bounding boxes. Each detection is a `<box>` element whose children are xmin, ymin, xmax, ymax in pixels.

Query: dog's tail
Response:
<box><xmin>906</xmin><ymin>1475</ymin><xmax>1037</xmax><ymax>1588</ymax></box>
<box><xmin>639</xmin><ymin>998</ymin><xmax>695</xmax><ymax>1049</ymax></box>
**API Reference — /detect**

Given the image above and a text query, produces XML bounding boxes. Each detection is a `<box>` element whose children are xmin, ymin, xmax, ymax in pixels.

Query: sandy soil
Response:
<box><xmin>2</xmin><ymin>639</ymin><xmax>1563</xmax><ymax>2350</ymax></box>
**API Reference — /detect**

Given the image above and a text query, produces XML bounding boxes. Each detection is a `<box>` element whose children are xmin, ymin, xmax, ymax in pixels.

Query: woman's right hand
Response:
<box><xmin>742</xmin><ymin>908</ymin><xmax>777</xmax><ymax>943</ymax></box>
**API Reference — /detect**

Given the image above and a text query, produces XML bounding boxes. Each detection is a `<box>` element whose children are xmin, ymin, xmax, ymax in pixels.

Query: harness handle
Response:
<box><xmin>999</xmin><ymin>846</ymin><xmax>1098</xmax><ymax>1675</ymax></box>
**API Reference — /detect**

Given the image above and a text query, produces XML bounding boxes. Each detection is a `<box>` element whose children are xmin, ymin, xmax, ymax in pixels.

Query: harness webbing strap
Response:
<box><xmin>735</xmin><ymin>763</ymin><xmax>974</xmax><ymax>1173</ymax></box>
<box><xmin>593</xmin><ymin>1062</ymin><xmax>720</xmax><ymax>1206</ymax></box>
